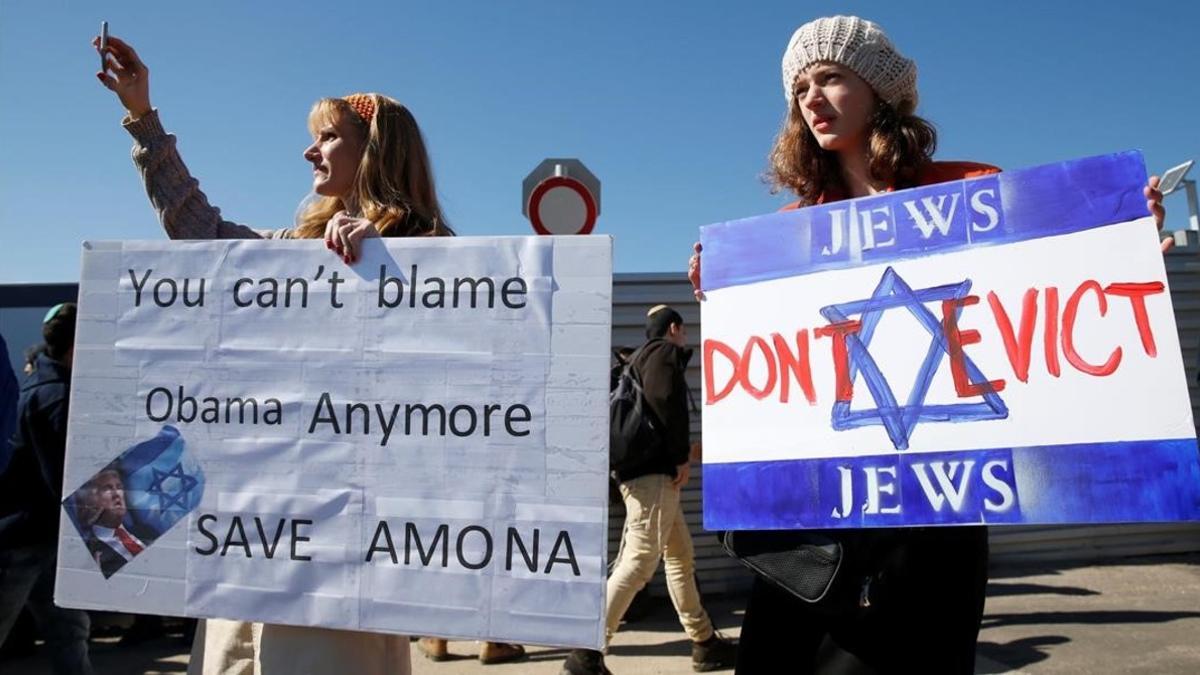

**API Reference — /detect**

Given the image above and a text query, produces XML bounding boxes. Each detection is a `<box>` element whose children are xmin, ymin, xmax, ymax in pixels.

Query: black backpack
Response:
<box><xmin>609</xmin><ymin>346</ymin><xmax>664</xmax><ymax>474</ymax></box>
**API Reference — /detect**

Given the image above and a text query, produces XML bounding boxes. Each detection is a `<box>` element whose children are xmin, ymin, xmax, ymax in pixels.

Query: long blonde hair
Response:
<box><xmin>294</xmin><ymin>94</ymin><xmax>453</xmax><ymax>238</ymax></box>
<box><xmin>767</xmin><ymin>96</ymin><xmax>937</xmax><ymax>205</ymax></box>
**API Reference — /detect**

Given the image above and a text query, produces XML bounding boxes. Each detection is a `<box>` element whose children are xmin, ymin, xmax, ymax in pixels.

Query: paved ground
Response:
<box><xmin>4</xmin><ymin>553</ymin><xmax>1199</xmax><ymax>674</ymax></box>
<box><xmin>975</xmin><ymin>554</ymin><xmax>1200</xmax><ymax>674</ymax></box>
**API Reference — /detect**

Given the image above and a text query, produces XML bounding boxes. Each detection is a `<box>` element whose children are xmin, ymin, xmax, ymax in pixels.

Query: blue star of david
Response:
<box><xmin>819</xmin><ymin>266</ymin><xmax>1007</xmax><ymax>451</ymax></box>
<box><xmin>147</xmin><ymin>462</ymin><xmax>199</xmax><ymax>512</ymax></box>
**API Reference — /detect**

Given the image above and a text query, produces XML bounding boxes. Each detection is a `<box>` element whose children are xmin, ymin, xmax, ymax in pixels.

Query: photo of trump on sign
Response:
<box><xmin>63</xmin><ymin>425</ymin><xmax>204</xmax><ymax>578</ymax></box>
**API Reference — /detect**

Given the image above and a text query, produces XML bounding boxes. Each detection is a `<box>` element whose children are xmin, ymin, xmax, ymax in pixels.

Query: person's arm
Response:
<box><xmin>688</xmin><ymin>242</ymin><xmax>704</xmax><ymax>301</ymax></box>
<box><xmin>124</xmin><ymin>111</ymin><xmax>285</xmax><ymax>240</ymax></box>
<box><xmin>96</xmin><ymin>35</ymin><xmax>285</xmax><ymax>240</ymax></box>
<box><xmin>637</xmin><ymin>346</ymin><xmax>691</xmax><ymax>468</ymax></box>
<box><xmin>22</xmin><ymin>385</ymin><xmax>70</xmax><ymax>502</ymax></box>
<box><xmin>0</xmin><ymin>335</ymin><xmax>18</xmax><ymax>475</ymax></box>
<box><xmin>35</xmin><ymin>396</ymin><xmax>69</xmax><ymax>500</ymax></box>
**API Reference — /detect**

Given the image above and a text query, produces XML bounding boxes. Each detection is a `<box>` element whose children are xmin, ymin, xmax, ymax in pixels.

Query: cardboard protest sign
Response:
<box><xmin>56</xmin><ymin>236</ymin><xmax>612</xmax><ymax>649</ymax></box>
<box><xmin>700</xmin><ymin>152</ymin><xmax>1200</xmax><ymax>530</ymax></box>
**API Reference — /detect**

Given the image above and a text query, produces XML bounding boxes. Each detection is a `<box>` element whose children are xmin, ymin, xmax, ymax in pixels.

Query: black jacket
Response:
<box><xmin>616</xmin><ymin>338</ymin><xmax>693</xmax><ymax>482</ymax></box>
<box><xmin>0</xmin><ymin>334</ymin><xmax>18</xmax><ymax>474</ymax></box>
<box><xmin>0</xmin><ymin>354</ymin><xmax>71</xmax><ymax>549</ymax></box>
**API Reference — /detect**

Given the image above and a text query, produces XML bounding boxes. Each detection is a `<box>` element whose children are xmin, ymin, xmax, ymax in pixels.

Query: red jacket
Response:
<box><xmin>782</xmin><ymin>161</ymin><xmax>1001</xmax><ymax>210</ymax></box>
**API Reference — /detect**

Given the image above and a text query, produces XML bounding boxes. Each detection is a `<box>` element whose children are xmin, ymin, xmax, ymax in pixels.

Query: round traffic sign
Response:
<box><xmin>527</xmin><ymin>176</ymin><xmax>598</xmax><ymax>235</ymax></box>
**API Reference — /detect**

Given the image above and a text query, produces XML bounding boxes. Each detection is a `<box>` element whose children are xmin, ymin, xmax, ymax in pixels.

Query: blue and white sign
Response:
<box><xmin>700</xmin><ymin>152</ymin><xmax>1200</xmax><ymax>530</ymax></box>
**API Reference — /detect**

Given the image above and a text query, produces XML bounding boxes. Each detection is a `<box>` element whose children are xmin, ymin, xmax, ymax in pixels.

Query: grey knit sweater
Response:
<box><xmin>124</xmin><ymin>110</ymin><xmax>293</xmax><ymax>240</ymax></box>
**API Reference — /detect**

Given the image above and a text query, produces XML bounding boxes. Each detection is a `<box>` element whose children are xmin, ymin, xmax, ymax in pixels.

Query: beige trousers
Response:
<box><xmin>187</xmin><ymin>619</ymin><xmax>410</xmax><ymax>675</ymax></box>
<box><xmin>605</xmin><ymin>473</ymin><xmax>714</xmax><ymax>645</ymax></box>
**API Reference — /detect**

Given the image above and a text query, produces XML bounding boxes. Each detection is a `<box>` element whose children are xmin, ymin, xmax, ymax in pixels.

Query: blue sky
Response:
<box><xmin>2</xmin><ymin>1</ymin><xmax>1198</xmax><ymax>283</ymax></box>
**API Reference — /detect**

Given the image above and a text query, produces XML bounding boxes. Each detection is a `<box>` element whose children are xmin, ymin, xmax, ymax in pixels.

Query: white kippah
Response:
<box><xmin>781</xmin><ymin>15</ymin><xmax>918</xmax><ymax>110</ymax></box>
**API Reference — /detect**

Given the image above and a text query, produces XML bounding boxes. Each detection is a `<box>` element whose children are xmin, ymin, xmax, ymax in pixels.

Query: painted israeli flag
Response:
<box><xmin>120</xmin><ymin>425</ymin><xmax>205</xmax><ymax>538</ymax></box>
<box><xmin>700</xmin><ymin>152</ymin><xmax>1200</xmax><ymax>530</ymax></box>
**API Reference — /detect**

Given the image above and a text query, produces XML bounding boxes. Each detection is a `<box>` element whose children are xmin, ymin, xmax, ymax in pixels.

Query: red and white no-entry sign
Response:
<box><xmin>522</xmin><ymin>159</ymin><xmax>601</xmax><ymax>235</ymax></box>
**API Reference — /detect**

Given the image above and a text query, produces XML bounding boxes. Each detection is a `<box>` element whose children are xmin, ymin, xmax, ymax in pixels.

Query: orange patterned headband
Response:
<box><xmin>343</xmin><ymin>93</ymin><xmax>375</xmax><ymax>125</ymax></box>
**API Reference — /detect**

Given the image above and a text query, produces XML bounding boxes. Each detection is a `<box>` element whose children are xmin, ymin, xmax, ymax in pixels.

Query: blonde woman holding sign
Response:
<box><xmin>93</xmin><ymin>33</ymin><xmax>524</xmax><ymax>674</ymax></box>
<box><xmin>93</xmin><ymin>36</ymin><xmax>452</xmax><ymax>253</ymax></box>
<box><xmin>686</xmin><ymin>15</ymin><xmax>1170</xmax><ymax>674</ymax></box>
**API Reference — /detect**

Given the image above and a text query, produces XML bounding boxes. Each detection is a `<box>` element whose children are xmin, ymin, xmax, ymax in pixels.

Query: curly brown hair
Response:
<box><xmin>767</xmin><ymin>97</ymin><xmax>938</xmax><ymax>205</ymax></box>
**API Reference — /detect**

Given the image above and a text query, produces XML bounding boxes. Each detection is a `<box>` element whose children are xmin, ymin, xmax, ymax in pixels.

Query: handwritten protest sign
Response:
<box><xmin>56</xmin><ymin>236</ymin><xmax>612</xmax><ymax>649</ymax></box>
<box><xmin>700</xmin><ymin>152</ymin><xmax>1200</xmax><ymax>530</ymax></box>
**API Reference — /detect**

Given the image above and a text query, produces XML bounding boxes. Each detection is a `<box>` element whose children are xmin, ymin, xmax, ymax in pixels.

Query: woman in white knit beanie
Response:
<box><xmin>687</xmin><ymin>14</ymin><xmax>1171</xmax><ymax>675</ymax></box>
<box><xmin>770</xmin><ymin>14</ymin><xmax>930</xmax><ymax>205</ymax></box>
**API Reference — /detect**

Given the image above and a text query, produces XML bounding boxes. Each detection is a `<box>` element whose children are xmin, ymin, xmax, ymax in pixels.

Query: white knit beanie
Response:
<box><xmin>781</xmin><ymin>15</ymin><xmax>918</xmax><ymax>110</ymax></box>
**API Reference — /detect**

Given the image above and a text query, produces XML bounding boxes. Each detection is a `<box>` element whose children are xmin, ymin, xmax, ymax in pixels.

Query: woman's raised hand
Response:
<box><xmin>93</xmin><ymin>35</ymin><xmax>152</xmax><ymax>119</ymax></box>
<box><xmin>325</xmin><ymin>212</ymin><xmax>379</xmax><ymax>265</ymax></box>
<box><xmin>688</xmin><ymin>241</ymin><xmax>704</xmax><ymax>301</ymax></box>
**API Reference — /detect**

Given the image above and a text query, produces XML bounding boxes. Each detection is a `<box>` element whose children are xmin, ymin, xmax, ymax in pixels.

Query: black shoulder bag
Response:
<box><xmin>609</xmin><ymin>346</ymin><xmax>664</xmax><ymax>475</ymax></box>
<box><xmin>721</xmin><ymin>529</ymin><xmax>902</xmax><ymax>616</ymax></box>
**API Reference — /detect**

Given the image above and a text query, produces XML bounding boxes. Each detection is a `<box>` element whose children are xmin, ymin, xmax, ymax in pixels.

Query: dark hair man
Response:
<box><xmin>0</xmin><ymin>303</ymin><xmax>93</xmax><ymax>674</ymax></box>
<box><xmin>562</xmin><ymin>305</ymin><xmax>734</xmax><ymax>674</ymax></box>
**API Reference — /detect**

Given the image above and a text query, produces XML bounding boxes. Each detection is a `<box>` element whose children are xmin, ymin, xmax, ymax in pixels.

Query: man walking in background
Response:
<box><xmin>562</xmin><ymin>305</ymin><xmax>735</xmax><ymax>674</ymax></box>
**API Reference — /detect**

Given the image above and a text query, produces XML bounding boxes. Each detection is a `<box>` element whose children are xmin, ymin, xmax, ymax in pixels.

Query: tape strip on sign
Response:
<box><xmin>529</xmin><ymin>177</ymin><xmax>597</xmax><ymax>236</ymax></box>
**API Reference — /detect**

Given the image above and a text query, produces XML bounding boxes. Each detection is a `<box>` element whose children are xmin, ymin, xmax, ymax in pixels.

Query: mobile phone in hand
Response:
<box><xmin>99</xmin><ymin>21</ymin><xmax>108</xmax><ymax>72</ymax></box>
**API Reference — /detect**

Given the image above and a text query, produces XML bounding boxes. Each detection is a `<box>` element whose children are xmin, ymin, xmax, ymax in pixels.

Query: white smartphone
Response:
<box><xmin>99</xmin><ymin>21</ymin><xmax>108</xmax><ymax>71</ymax></box>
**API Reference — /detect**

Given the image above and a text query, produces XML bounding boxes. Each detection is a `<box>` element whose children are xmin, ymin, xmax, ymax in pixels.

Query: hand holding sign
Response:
<box><xmin>323</xmin><ymin>211</ymin><xmax>379</xmax><ymax>264</ymax></box>
<box><xmin>688</xmin><ymin>242</ymin><xmax>704</xmax><ymax>301</ymax></box>
<box><xmin>1145</xmin><ymin>175</ymin><xmax>1172</xmax><ymax>252</ymax></box>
